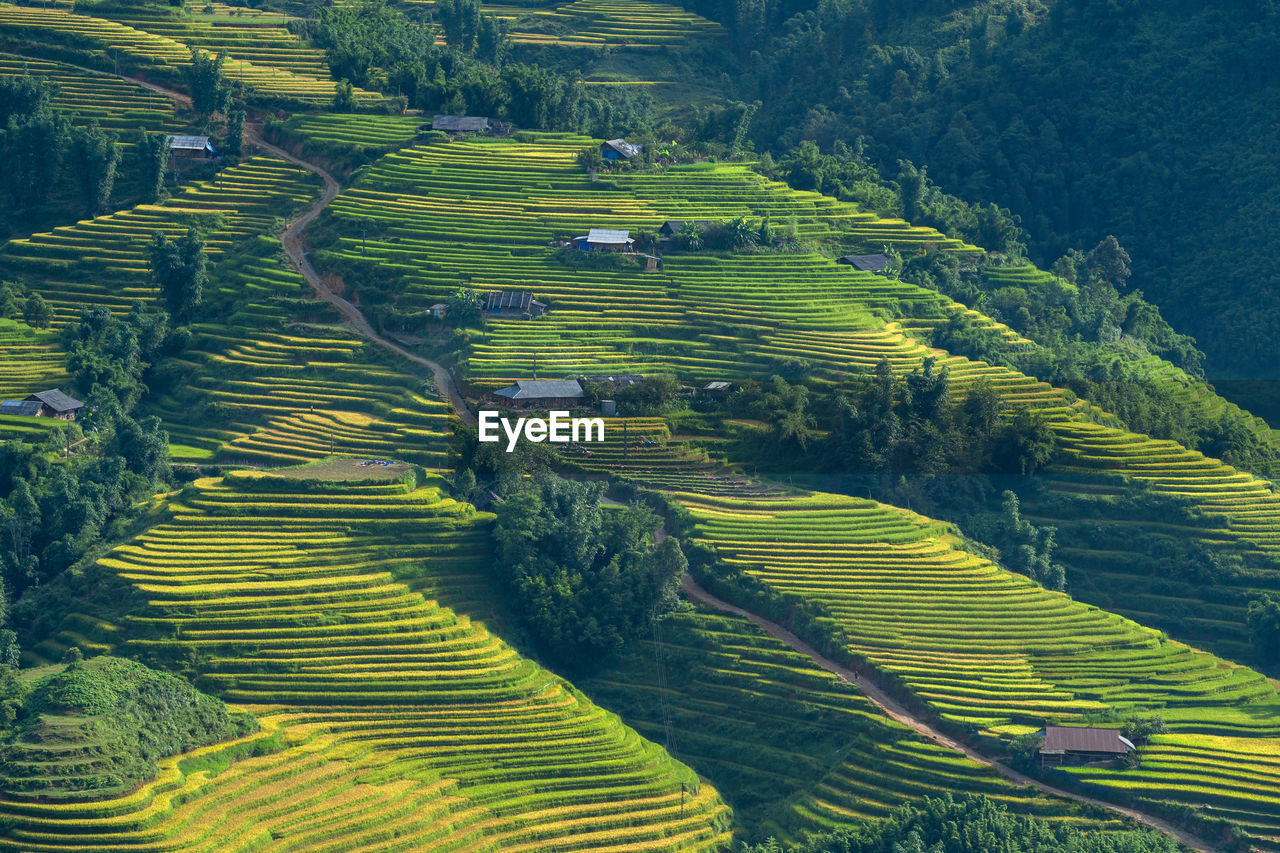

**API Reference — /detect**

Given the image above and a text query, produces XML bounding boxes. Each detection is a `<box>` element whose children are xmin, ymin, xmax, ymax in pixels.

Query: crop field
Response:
<box><xmin>0</xmin><ymin>3</ymin><xmax>380</xmax><ymax>104</ymax></box>
<box><xmin>0</xmin><ymin>470</ymin><xmax>732</xmax><ymax>850</ymax></box>
<box><xmin>678</xmin><ymin>489</ymin><xmax>1280</xmax><ymax>847</ymax></box>
<box><xmin>0</xmin><ymin>53</ymin><xmax>179</xmax><ymax>131</ymax></box>
<box><xmin>581</xmin><ymin>608</ymin><xmax>1118</xmax><ymax>842</ymax></box>
<box><xmin>0</xmin><ymin>320</ymin><xmax>67</xmax><ymax>401</ymax></box>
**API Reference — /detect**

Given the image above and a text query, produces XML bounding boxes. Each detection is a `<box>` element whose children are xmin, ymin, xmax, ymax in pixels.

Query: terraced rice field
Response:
<box><xmin>679</xmin><ymin>489</ymin><xmax>1280</xmax><ymax>848</ymax></box>
<box><xmin>0</xmin><ymin>471</ymin><xmax>732</xmax><ymax>851</ymax></box>
<box><xmin>582</xmin><ymin>608</ymin><xmax>1115</xmax><ymax>842</ymax></box>
<box><xmin>0</xmin><ymin>53</ymin><xmax>179</xmax><ymax>131</ymax></box>
<box><xmin>0</xmin><ymin>3</ymin><xmax>380</xmax><ymax>104</ymax></box>
<box><xmin>0</xmin><ymin>319</ymin><xmax>67</xmax><ymax>401</ymax></box>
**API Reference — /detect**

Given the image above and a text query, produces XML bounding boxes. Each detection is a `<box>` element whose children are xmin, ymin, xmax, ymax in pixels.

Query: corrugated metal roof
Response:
<box><xmin>588</xmin><ymin>228</ymin><xmax>631</xmax><ymax>244</ymax></box>
<box><xmin>1042</xmin><ymin>726</ymin><xmax>1132</xmax><ymax>754</ymax></box>
<box><xmin>27</xmin><ymin>389</ymin><xmax>83</xmax><ymax>412</ymax></box>
<box><xmin>166</xmin><ymin>134</ymin><xmax>211</xmax><ymax>150</ymax></box>
<box><xmin>838</xmin><ymin>253</ymin><xmax>891</xmax><ymax>272</ymax></box>
<box><xmin>494</xmin><ymin>379</ymin><xmax>585</xmax><ymax>400</ymax></box>
<box><xmin>704</xmin><ymin>381</ymin><xmax>731</xmax><ymax>391</ymax></box>
<box><xmin>433</xmin><ymin>115</ymin><xmax>490</xmax><ymax>132</ymax></box>
<box><xmin>0</xmin><ymin>400</ymin><xmax>43</xmax><ymax>417</ymax></box>
<box><xmin>602</xmin><ymin>138</ymin><xmax>643</xmax><ymax>158</ymax></box>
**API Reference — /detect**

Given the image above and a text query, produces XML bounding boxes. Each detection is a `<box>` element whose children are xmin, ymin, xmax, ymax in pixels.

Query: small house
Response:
<box><xmin>658</xmin><ymin>220</ymin><xmax>712</xmax><ymax>238</ymax></box>
<box><xmin>837</xmin><ymin>253</ymin><xmax>892</xmax><ymax>274</ymax></box>
<box><xmin>484</xmin><ymin>291</ymin><xmax>547</xmax><ymax>317</ymax></box>
<box><xmin>491</xmin><ymin>379</ymin><xmax>585</xmax><ymax>410</ymax></box>
<box><xmin>429</xmin><ymin>303</ymin><xmax>449</xmax><ymax>319</ymax></box>
<box><xmin>636</xmin><ymin>254</ymin><xmax>661</xmax><ymax>272</ymax></box>
<box><xmin>166</xmin><ymin>135</ymin><xmax>217</xmax><ymax>159</ymax></box>
<box><xmin>572</xmin><ymin>229</ymin><xmax>634</xmax><ymax>252</ymax></box>
<box><xmin>1039</xmin><ymin>726</ymin><xmax>1135</xmax><ymax>766</ymax></box>
<box><xmin>20</xmin><ymin>389</ymin><xmax>85</xmax><ymax>420</ymax></box>
<box><xmin>703</xmin><ymin>381</ymin><xmax>732</xmax><ymax>397</ymax></box>
<box><xmin>601</xmin><ymin>139</ymin><xmax>642</xmax><ymax>161</ymax></box>
<box><xmin>431</xmin><ymin>115</ymin><xmax>512</xmax><ymax>136</ymax></box>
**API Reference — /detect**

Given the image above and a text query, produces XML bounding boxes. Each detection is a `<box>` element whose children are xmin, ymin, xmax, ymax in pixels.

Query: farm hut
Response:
<box><xmin>432</xmin><ymin>115</ymin><xmax>488</xmax><ymax>134</ymax></box>
<box><xmin>166</xmin><ymin>135</ymin><xmax>217</xmax><ymax>159</ymax></box>
<box><xmin>658</xmin><ymin>220</ymin><xmax>712</xmax><ymax>238</ymax></box>
<box><xmin>484</xmin><ymin>291</ymin><xmax>547</xmax><ymax>317</ymax></box>
<box><xmin>1039</xmin><ymin>726</ymin><xmax>1135</xmax><ymax>766</ymax></box>
<box><xmin>703</xmin><ymin>381</ymin><xmax>732</xmax><ymax>397</ymax></box>
<box><xmin>836</xmin><ymin>253</ymin><xmax>892</xmax><ymax>274</ymax></box>
<box><xmin>572</xmin><ymin>229</ymin><xmax>634</xmax><ymax>252</ymax></box>
<box><xmin>429</xmin><ymin>303</ymin><xmax>449</xmax><ymax>319</ymax></box>
<box><xmin>0</xmin><ymin>400</ymin><xmax>43</xmax><ymax>417</ymax></box>
<box><xmin>601</xmin><ymin>138</ymin><xmax>643</xmax><ymax>161</ymax></box>
<box><xmin>636</xmin><ymin>253</ymin><xmax>661</xmax><ymax>272</ymax></box>
<box><xmin>23</xmin><ymin>389</ymin><xmax>85</xmax><ymax>420</ymax></box>
<box><xmin>491</xmin><ymin>379</ymin><xmax>586</xmax><ymax>410</ymax></box>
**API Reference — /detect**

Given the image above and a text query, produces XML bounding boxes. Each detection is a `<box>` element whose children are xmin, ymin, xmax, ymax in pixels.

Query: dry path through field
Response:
<box><xmin>24</xmin><ymin>58</ymin><xmax>478</xmax><ymax>426</ymax></box>
<box><xmin>37</xmin><ymin>59</ymin><xmax>1216</xmax><ymax>852</ymax></box>
<box><xmin>680</xmin><ymin>573</ymin><xmax>1216</xmax><ymax>852</ymax></box>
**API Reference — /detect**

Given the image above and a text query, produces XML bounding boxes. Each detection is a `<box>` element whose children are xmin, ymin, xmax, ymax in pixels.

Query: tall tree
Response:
<box><xmin>148</xmin><ymin>229</ymin><xmax>206</xmax><ymax>322</ymax></box>
<box><xmin>134</xmin><ymin>131</ymin><xmax>169</xmax><ymax>203</ymax></box>
<box><xmin>224</xmin><ymin>105</ymin><xmax>244</xmax><ymax>157</ymax></box>
<box><xmin>68</xmin><ymin>122</ymin><xmax>121</xmax><ymax>214</ymax></box>
<box><xmin>2</xmin><ymin>110</ymin><xmax>70</xmax><ymax>210</ymax></box>
<box><xmin>184</xmin><ymin>50</ymin><xmax>229</xmax><ymax>117</ymax></box>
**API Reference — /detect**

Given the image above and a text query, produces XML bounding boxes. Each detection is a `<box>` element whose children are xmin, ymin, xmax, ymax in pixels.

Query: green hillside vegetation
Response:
<box><xmin>580</xmin><ymin>607</ymin><xmax>1120</xmax><ymax>842</ymax></box>
<box><xmin>677</xmin><ymin>489</ymin><xmax>1280</xmax><ymax>847</ymax></box>
<box><xmin>0</xmin><ymin>655</ymin><xmax>255</xmax><ymax>801</ymax></box>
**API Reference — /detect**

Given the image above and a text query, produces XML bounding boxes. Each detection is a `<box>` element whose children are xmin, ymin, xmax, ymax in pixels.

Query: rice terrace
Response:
<box><xmin>0</xmin><ymin>0</ymin><xmax>1277</xmax><ymax>850</ymax></box>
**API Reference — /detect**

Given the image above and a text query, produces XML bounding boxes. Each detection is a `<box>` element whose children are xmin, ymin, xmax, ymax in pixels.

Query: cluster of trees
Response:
<box><xmin>148</xmin><ymin>228</ymin><xmax>207</xmax><ymax>323</ymax></box>
<box><xmin>491</xmin><ymin>474</ymin><xmax>686</xmax><ymax>671</ymax></box>
<box><xmin>726</xmin><ymin>360</ymin><xmax>1054</xmax><ymax>489</ymax></box>
<box><xmin>1247</xmin><ymin>595</ymin><xmax>1280</xmax><ymax>671</ymax></box>
<box><xmin>1</xmin><ymin>305</ymin><xmax>183</xmax><ymax>661</ymax></box>
<box><xmin>1</xmin><ymin>72</ymin><xmax>122</xmax><ymax>220</ymax></box>
<box><xmin>673</xmin><ymin>0</ymin><xmax>1280</xmax><ymax>379</ymax></box>
<box><xmin>307</xmin><ymin>0</ymin><xmax>653</xmax><ymax>136</ymax></box>
<box><xmin>739</xmin><ymin>793</ymin><xmax>1181</xmax><ymax>853</ymax></box>
<box><xmin>0</xmin><ymin>281</ymin><xmax>53</xmax><ymax>329</ymax></box>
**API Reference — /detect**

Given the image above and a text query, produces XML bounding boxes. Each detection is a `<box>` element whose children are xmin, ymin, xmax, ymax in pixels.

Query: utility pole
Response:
<box><xmin>533</xmin><ymin>352</ymin><xmax>538</xmax><ymax>379</ymax></box>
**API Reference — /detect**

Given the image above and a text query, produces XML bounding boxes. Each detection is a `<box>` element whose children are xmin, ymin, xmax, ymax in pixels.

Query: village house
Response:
<box><xmin>490</xmin><ymin>379</ymin><xmax>586</xmax><ymax>410</ymax></box>
<box><xmin>657</xmin><ymin>220</ymin><xmax>713</xmax><ymax>238</ymax></box>
<box><xmin>166</xmin><ymin>135</ymin><xmax>218</xmax><ymax>159</ymax></box>
<box><xmin>572</xmin><ymin>228</ymin><xmax>635</xmax><ymax>252</ymax></box>
<box><xmin>1039</xmin><ymin>726</ymin><xmax>1135</xmax><ymax>766</ymax></box>
<box><xmin>703</xmin><ymin>381</ymin><xmax>732</xmax><ymax>398</ymax></box>
<box><xmin>600</xmin><ymin>138</ymin><xmax>642</xmax><ymax>161</ymax></box>
<box><xmin>484</xmin><ymin>291</ymin><xmax>547</xmax><ymax>317</ymax></box>
<box><xmin>429</xmin><ymin>303</ymin><xmax>449</xmax><ymax>320</ymax></box>
<box><xmin>837</xmin><ymin>253</ymin><xmax>892</xmax><ymax>274</ymax></box>
<box><xmin>431</xmin><ymin>115</ymin><xmax>513</xmax><ymax>136</ymax></box>
<box><xmin>0</xmin><ymin>389</ymin><xmax>86</xmax><ymax>420</ymax></box>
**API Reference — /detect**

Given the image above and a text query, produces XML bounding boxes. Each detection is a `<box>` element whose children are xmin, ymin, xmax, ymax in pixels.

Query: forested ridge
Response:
<box><xmin>672</xmin><ymin>0</ymin><xmax>1280</xmax><ymax>380</ymax></box>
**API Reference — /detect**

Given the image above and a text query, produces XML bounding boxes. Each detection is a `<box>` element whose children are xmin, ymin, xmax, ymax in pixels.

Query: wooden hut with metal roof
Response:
<box><xmin>1039</xmin><ymin>726</ymin><xmax>1135</xmax><ymax>766</ymax></box>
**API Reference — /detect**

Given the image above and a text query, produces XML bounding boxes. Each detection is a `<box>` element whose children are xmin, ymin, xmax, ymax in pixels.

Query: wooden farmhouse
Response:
<box><xmin>572</xmin><ymin>229</ymin><xmax>634</xmax><ymax>252</ymax></box>
<box><xmin>431</xmin><ymin>115</ymin><xmax>513</xmax><ymax>136</ymax></box>
<box><xmin>166</xmin><ymin>135</ymin><xmax>218</xmax><ymax>159</ymax></box>
<box><xmin>490</xmin><ymin>379</ymin><xmax>585</xmax><ymax>410</ymax></box>
<box><xmin>837</xmin><ymin>253</ymin><xmax>892</xmax><ymax>274</ymax></box>
<box><xmin>1039</xmin><ymin>726</ymin><xmax>1135</xmax><ymax>766</ymax></box>
<box><xmin>0</xmin><ymin>389</ymin><xmax>85</xmax><ymax>420</ymax></box>
<box><xmin>484</xmin><ymin>291</ymin><xmax>547</xmax><ymax>317</ymax></box>
<box><xmin>601</xmin><ymin>138</ymin><xmax>642</xmax><ymax>161</ymax></box>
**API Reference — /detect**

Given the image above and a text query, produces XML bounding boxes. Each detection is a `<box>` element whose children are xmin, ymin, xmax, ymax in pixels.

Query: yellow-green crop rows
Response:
<box><xmin>582</xmin><ymin>608</ymin><xmax>1117</xmax><ymax>842</ymax></box>
<box><xmin>0</xmin><ymin>155</ymin><xmax>320</xmax><ymax>324</ymax></box>
<box><xmin>0</xmin><ymin>3</ymin><xmax>380</xmax><ymax>104</ymax></box>
<box><xmin>0</xmin><ymin>53</ymin><xmax>179</xmax><ymax>131</ymax></box>
<box><xmin>0</xmin><ymin>319</ymin><xmax>67</xmax><ymax>401</ymax></box>
<box><xmin>0</xmin><ymin>471</ymin><xmax>732</xmax><ymax>851</ymax></box>
<box><xmin>679</xmin><ymin>489</ymin><xmax>1280</xmax><ymax>847</ymax></box>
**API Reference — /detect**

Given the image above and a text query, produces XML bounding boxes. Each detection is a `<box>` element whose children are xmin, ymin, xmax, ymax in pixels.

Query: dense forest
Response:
<box><xmin>671</xmin><ymin>0</ymin><xmax>1279</xmax><ymax>381</ymax></box>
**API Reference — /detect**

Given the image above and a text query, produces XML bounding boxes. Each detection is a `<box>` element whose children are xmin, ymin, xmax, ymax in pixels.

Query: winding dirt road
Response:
<box><xmin>69</xmin><ymin>64</ymin><xmax>1214</xmax><ymax>851</ymax></box>
<box><xmin>680</xmin><ymin>574</ymin><xmax>1215</xmax><ymax>852</ymax></box>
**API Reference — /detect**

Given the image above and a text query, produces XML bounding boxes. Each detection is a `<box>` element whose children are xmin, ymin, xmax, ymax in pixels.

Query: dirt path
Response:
<box><xmin>66</xmin><ymin>62</ymin><xmax>477</xmax><ymax>427</ymax></box>
<box><xmin>680</xmin><ymin>573</ymin><xmax>1216</xmax><ymax>853</ymax></box>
